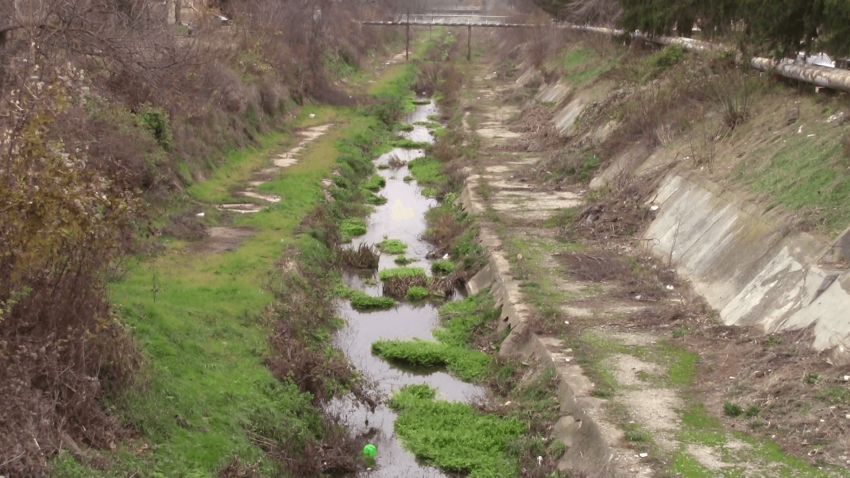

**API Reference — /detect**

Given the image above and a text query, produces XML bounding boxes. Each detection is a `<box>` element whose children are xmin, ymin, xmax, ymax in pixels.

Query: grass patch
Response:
<box><xmin>406</xmin><ymin>285</ymin><xmax>430</xmax><ymax>300</ymax></box>
<box><xmin>339</xmin><ymin>218</ymin><xmax>367</xmax><ymax>242</ymax></box>
<box><xmin>408</xmin><ymin>157</ymin><xmax>447</xmax><ymax>188</ymax></box>
<box><xmin>377</xmin><ymin>238</ymin><xmax>408</xmax><ymax>254</ymax></box>
<box><xmin>394</xmin><ymin>255</ymin><xmax>415</xmax><ymax>265</ymax></box>
<box><xmin>392</xmin><ymin>138</ymin><xmax>429</xmax><ymax>149</ymax></box>
<box><xmin>430</xmin><ymin>260</ymin><xmax>455</xmax><ymax>276</ymax></box>
<box><xmin>387</xmin><ymin>384</ymin><xmax>525</xmax><ymax>477</ymax></box>
<box><xmin>740</xmin><ymin>127</ymin><xmax>850</xmax><ymax>236</ymax></box>
<box><xmin>371</xmin><ymin>339</ymin><xmax>489</xmax><ymax>381</ymax></box>
<box><xmin>364</xmin><ymin>191</ymin><xmax>388</xmax><ymax>205</ymax></box>
<box><xmin>336</xmin><ymin>284</ymin><xmax>396</xmax><ymax>311</ymax></box>
<box><xmin>723</xmin><ymin>401</ymin><xmax>744</xmax><ymax>417</ymax></box>
<box><xmin>371</xmin><ymin>293</ymin><xmax>500</xmax><ymax>381</ymax></box>
<box><xmin>363</xmin><ymin>174</ymin><xmax>386</xmax><ymax>192</ymax></box>
<box><xmin>378</xmin><ymin>267</ymin><xmax>427</xmax><ymax>281</ymax></box>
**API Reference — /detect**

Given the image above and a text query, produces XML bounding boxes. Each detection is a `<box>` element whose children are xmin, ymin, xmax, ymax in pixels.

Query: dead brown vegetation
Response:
<box><xmin>567</xmin><ymin>170</ymin><xmax>670</xmax><ymax>242</ymax></box>
<box><xmin>336</xmin><ymin>243</ymin><xmax>381</xmax><ymax>270</ymax></box>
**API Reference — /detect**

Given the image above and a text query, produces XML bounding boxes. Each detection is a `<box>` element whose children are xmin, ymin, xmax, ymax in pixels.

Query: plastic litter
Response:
<box><xmin>363</xmin><ymin>444</ymin><xmax>377</xmax><ymax>458</ymax></box>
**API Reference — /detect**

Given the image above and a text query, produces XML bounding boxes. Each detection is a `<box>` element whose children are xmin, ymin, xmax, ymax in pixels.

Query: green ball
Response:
<box><xmin>363</xmin><ymin>444</ymin><xmax>377</xmax><ymax>457</ymax></box>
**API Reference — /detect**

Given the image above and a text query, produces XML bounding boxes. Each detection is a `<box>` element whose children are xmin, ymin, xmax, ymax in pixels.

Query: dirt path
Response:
<box><xmin>216</xmin><ymin>124</ymin><xmax>333</xmax><ymax>214</ymax></box>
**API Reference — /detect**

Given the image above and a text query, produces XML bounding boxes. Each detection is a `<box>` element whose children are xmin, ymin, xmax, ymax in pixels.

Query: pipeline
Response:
<box><xmin>561</xmin><ymin>23</ymin><xmax>850</xmax><ymax>93</ymax></box>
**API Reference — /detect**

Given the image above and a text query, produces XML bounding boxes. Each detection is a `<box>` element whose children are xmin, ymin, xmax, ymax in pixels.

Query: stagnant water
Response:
<box><xmin>330</xmin><ymin>101</ymin><xmax>484</xmax><ymax>477</ymax></box>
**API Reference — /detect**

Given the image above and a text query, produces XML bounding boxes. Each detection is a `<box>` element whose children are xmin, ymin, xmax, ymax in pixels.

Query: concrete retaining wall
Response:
<box><xmin>644</xmin><ymin>173</ymin><xmax>850</xmax><ymax>352</ymax></box>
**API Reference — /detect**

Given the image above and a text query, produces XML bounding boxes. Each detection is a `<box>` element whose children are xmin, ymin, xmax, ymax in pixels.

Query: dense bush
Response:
<box><xmin>537</xmin><ymin>0</ymin><xmax>850</xmax><ymax>57</ymax></box>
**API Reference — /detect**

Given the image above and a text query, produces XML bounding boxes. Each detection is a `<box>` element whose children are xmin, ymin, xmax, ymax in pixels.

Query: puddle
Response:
<box><xmin>216</xmin><ymin>124</ymin><xmax>332</xmax><ymax>213</ymax></box>
<box><xmin>332</xmin><ymin>100</ymin><xmax>485</xmax><ymax>477</ymax></box>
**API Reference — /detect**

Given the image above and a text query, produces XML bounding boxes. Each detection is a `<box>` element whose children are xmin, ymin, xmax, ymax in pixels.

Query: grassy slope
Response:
<box><xmin>51</xmin><ymin>58</ymin><xmax>415</xmax><ymax>477</ymax></box>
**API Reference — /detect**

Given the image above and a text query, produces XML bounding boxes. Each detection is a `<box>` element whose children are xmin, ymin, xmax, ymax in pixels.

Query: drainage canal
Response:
<box><xmin>330</xmin><ymin>100</ymin><xmax>484</xmax><ymax>477</ymax></box>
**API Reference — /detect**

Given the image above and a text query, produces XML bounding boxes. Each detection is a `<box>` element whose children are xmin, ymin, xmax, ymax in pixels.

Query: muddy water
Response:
<box><xmin>331</xmin><ymin>101</ymin><xmax>484</xmax><ymax>477</ymax></box>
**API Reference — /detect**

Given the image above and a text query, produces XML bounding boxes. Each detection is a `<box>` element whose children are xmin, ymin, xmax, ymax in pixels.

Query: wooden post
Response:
<box><xmin>175</xmin><ymin>0</ymin><xmax>181</xmax><ymax>25</ymax></box>
<box><xmin>405</xmin><ymin>10</ymin><xmax>410</xmax><ymax>61</ymax></box>
<box><xmin>467</xmin><ymin>25</ymin><xmax>472</xmax><ymax>61</ymax></box>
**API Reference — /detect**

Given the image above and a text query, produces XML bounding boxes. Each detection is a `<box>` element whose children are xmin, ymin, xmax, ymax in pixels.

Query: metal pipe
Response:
<box><xmin>751</xmin><ymin>58</ymin><xmax>850</xmax><ymax>92</ymax></box>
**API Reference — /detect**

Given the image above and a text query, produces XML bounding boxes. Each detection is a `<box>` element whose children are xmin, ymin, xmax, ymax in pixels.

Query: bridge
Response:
<box><xmin>361</xmin><ymin>13</ymin><xmax>540</xmax><ymax>61</ymax></box>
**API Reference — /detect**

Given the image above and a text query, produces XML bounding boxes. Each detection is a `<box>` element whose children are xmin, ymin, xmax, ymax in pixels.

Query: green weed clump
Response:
<box><xmin>364</xmin><ymin>174</ymin><xmax>386</xmax><ymax>192</ymax></box>
<box><xmin>378</xmin><ymin>238</ymin><xmax>408</xmax><ymax>254</ymax></box>
<box><xmin>337</xmin><ymin>285</ymin><xmax>395</xmax><ymax>311</ymax></box>
<box><xmin>392</xmin><ymin>138</ymin><xmax>429</xmax><ymax>149</ymax></box>
<box><xmin>387</xmin><ymin>384</ymin><xmax>524</xmax><ymax>477</ymax></box>
<box><xmin>339</xmin><ymin>218</ymin><xmax>367</xmax><ymax>242</ymax></box>
<box><xmin>430</xmin><ymin>260</ymin><xmax>455</xmax><ymax>276</ymax></box>
<box><xmin>394</xmin><ymin>255</ymin><xmax>415</xmax><ymax>265</ymax></box>
<box><xmin>372</xmin><ymin>339</ymin><xmax>490</xmax><ymax>381</ymax></box>
<box><xmin>723</xmin><ymin>401</ymin><xmax>743</xmax><ymax>417</ymax></box>
<box><xmin>408</xmin><ymin>157</ymin><xmax>446</xmax><ymax>187</ymax></box>
<box><xmin>397</xmin><ymin>123</ymin><xmax>415</xmax><ymax>132</ymax></box>
<box><xmin>364</xmin><ymin>192</ymin><xmax>388</xmax><ymax>205</ymax></box>
<box><xmin>378</xmin><ymin>267</ymin><xmax>427</xmax><ymax>281</ymax></box>
<box><xmin>406</xmin><ymin>285</ymin><xmax>430</xmax><ymax>300</ymax></box>
<box><xmin>371</xmin><ymin>294</ymin><xmax>500</xmax><ymax>381</ymax></box>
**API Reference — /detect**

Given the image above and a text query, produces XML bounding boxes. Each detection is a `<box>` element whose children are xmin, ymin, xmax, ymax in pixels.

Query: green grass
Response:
<box><xmin>378</xmin><ymin>266</ymin><xmax>427</xmax><ymax>281</ymax></box>
<box><xmin>364</xmin><ymin>191</ymin><xmax>388</xmax><ymax>205</ymax></box>
<box><xmin>377</xmin><ymin>238</ymin><xmax>408</xmax><ymax>254</ymax></box>
<box><xmin>406</xmin><ymin>285</ymin><xmax>430</xmax><ymax>300</ymax></box>
<box><xmin>340</xmin><ymin>218</ymin><xmax>367</xmax><ymax>242</ymax></box>
<box><xmin>387</xmin><ymin>384</ymin><xmax>525</xmax><ymax>478</ymax></box>
<box><xmin>336</xmin><ymin>283</ymin><xmax>396</xmax><ymax>311</ymax></box>
<box><xmin>740</xmin><ymin>127</ymin><xmax>850</xmax><ymax>236</ymax></box>
<box><xmin>371</xmin><ymin>293</ymin><xmax>500</xmax><ymax>382</ymax></box>
<box><xmin>391</xmin><ymin>138</ymin><xmax>429</xmax><ymax>149</ymax></box>
<box><xmin>187</xmin><ymin>131</ymin><xmax>294</xmax><ymax>203</ymax></box>
<box><xmin>372</xmin><ymin>339</ymin><xmax>490</xmax><ymax>382</ymax></box>
<box><xmin>394</xmin><ymin>255</ymin><xmax>415</xmax><ymax>265</ymax></box>
<box><xmin>430</xmin><ymin>260</ymin><xmax>455</xmax><ymax>275</ymax></box>
<box><xmin>363</xmin><ymin>174</ymin><xmax>386</xmax><ymax>192</ymax></box>
<box><xmin>408</xmin><ymin>157</ymin><xmax>446</xmax><ymax>188</ymax></box>
<box><xmin>351</xmin><ymin>291</ymin><xmax>396</xmax><ymax>311</ymax></box>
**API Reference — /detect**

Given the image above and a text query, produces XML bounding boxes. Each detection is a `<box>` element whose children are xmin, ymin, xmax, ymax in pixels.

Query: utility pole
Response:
<box><xmin>406</xmin><ymin>9</ymin><xmax>410</xmax><ymax>61</ymax></box>
<box><xmin>467</xmin><ymin>25</ymin><xmax>471</xmax><ymax>61</ymax></box>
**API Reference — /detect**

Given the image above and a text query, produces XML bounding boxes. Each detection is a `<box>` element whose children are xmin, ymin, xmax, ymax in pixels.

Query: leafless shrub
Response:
<box><xmin>688</xmin><ymin>121</ymin><xmax>717</xmax><ymax>168</ymax></box>
<box><xmin>560</xmin><ymin>252</ymin><xmax>629</xmax><ymax>282</ymax></box>
<box><xmin>707</xmin><ymin>67</ymin><xmax>759</xmax><ymax>130</ymax></box>
<box><xmin>336</xmin><ymin>243</ymin><xmax>381</xmax><ymax>270</ymax></box>
<box><xmin>414</xmin><ymin>61</ymin><xmax>442</xmax><ymax>96</ymax></box>
<box><xmin>387</xmin><ymin>154</ymin><xmax>405</xmax><ymax>168</ymax></box>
